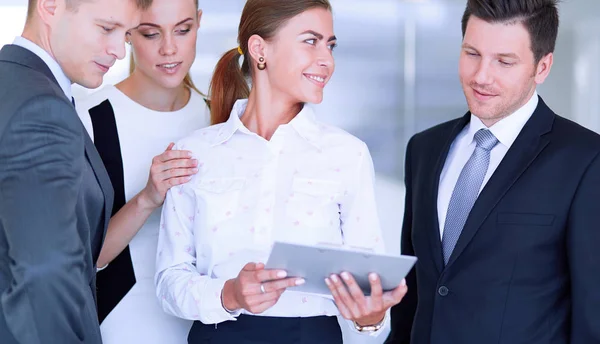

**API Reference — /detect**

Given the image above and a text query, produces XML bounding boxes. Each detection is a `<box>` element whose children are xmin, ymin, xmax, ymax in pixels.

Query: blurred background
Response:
<box><xmin>2</xmin><ymin>0</ymin><xmax>599</xmax><ymax>342</ymax></box>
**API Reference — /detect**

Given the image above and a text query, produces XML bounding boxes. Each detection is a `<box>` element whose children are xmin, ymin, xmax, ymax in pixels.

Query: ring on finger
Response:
<box><xmin>260</xmin><ymin>284</ymin><xmax>266</xmax><ymax>294</ymax></box>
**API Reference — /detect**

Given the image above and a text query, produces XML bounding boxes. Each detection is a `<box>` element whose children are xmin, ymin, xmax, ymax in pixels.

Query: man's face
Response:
<box><xmin>458</xmin><ymin>16</ymin><xmax>552</xmax><ymax>126</ymax></box>
<box><xmin>50</xmin><ymin>0</ymin><xmax>141</xmax><ymax>88</ymax></box>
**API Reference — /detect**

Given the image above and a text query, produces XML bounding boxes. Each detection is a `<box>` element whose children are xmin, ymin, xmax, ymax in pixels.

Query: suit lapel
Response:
<box><xmin>83</xmin><ymin>130</ymin><xmax>114</xmax><ymax>241</ymax></box>
<box><xmin>427</xmin><ymin>114</ymin><xmax>471</xmax><ymax>274</ymax></box>
<box><xmin>445</xmin><ymin>97</ymin><xmax>555</xmax><ymax>268</ymax></box>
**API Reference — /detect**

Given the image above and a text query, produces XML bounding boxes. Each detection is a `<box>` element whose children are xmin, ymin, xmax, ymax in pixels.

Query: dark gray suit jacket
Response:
<box><xmin>0</xmin><ymin>44</ymin><xmax>114</xmax><ymax>343</ymax></box>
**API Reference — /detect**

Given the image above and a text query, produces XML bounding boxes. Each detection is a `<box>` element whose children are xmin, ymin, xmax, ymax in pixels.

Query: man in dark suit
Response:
<box><xmin>387</xmin><ymin>0</ymin><xmax>600</xmax><ymax>343</ymax></box>
<box><xmin>0</xmin><ymin>0</ymin><xmax>149</xmax><ymax>343</ymax></box>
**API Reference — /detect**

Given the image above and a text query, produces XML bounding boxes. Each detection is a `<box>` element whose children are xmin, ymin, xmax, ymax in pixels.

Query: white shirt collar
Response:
<box><xmin>213</xmin><ymin>99</ymin><xmax>322</xmax><ymax>149</ymax></box>
<box><xmin>12</xmin><ymin>36</ymin><xmax>72</xmax><ymax>100</ymax></box>
<box><xmin>468</xmin><ymin>90</ymin><xmax>539</xmax><ymax>149</ymax></box>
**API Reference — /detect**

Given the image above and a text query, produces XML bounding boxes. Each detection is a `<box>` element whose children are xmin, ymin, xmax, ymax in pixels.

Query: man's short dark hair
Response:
<box><xmin>461</xmin><ymin>0</ymin><xmax>559</xmax><ymax>64</ymax></box>
<box><xmin>27</xmin><ymin>0</ymin><xmax>153</xmax><ymax>19</ymax></box>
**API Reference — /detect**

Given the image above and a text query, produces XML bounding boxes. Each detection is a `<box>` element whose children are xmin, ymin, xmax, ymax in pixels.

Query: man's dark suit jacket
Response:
<box><xmin>387</xmin><ymin>97</ymin><xmax>600</xmax><ymax>344</ymax></box>
<box><xmin>0</xmin><ymin>44</ymin><xmax>114</xmax><ymax>343</ymax></box>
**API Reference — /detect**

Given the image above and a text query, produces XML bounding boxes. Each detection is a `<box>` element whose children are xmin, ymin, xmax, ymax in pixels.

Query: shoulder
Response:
<box><xmin>75</xmin><ymin>85</ymin><xmax>119</xmax><ymax>140</ymax></box>
<box><xmin>315</xmin><ymin>121</ymin><xmax>370</xmax><ymax>154</ymax></box>
<box><xmin>548</xmin><ymin>115</ymin><xmax>600</xmax><ymax>167</ymax></box>
<box><xmin>0</xmin><ymin>63</ymin><xmax>69</xmax><ymax>122</ymax></box>
<box><xmin>75</xmin><ymin>85</ymin><xmax>118</xmax><ymax>115</ymax></box>
<box><xmin>173</xmin><ymin>123</ymin><xmax>227</xmax><ymax>153</ymax></box>
<box><xmin>552</xmin><ymin>114</ymin><xmax>600</xmax><ymax>150</ymax></box>
<box><xmin>414</xmin><ymin>116</ymin><xmax>465</xmax><ymax>142</ymax></box>
<box><xmin>0</xmin><ymin>60</ymin><xmax>62</xmax><ymax>99</ymax></box>
<box><xmin>0</xmin><ymin>61</ymin><xmax>83</xmax><ymax>145</ymax></box>
<box><xmin>1</xmin><ymin>94</ymin><xmax>83</xmax><ymax>149</ymax></box>
<box><xmin>409</xmin><ymin>116</ymin><xmax>466</xmax><ymax>152</ymax></box>
<box><xmin>536</xmin><ymin>97</ymin><xmax>600</xmax><ymax>155</ymax></box>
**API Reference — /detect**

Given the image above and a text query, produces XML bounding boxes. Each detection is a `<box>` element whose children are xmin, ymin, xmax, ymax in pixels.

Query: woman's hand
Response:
<box><xmin>138</xmin><ymin>143</ymin><xmax>198</xmax><ymax>210</ymax></box>
<box><xmin>326</xmin><ymin>272</ymin><xmax>407</xmax><ymax>326</ymax></box>
<box><xmin>222</xmin><ymin>262</ymin><xmax>305</xmax><ymax>314</ymax></box>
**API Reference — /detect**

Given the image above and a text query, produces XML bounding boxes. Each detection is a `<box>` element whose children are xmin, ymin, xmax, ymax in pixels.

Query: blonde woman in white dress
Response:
<box><xmin>76</xmin><ymin>0</ymin><xmax>208</xmax><ymax>342</ymax></box>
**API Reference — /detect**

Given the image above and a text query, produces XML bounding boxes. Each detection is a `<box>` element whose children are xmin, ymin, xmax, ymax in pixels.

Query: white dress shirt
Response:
<box><xmin>12</xmin><ymin>36</ymin><xmax>72</xmax><ymax>100</ymax></box>
<box><xmin>156</xmin><ymin>99</ymin><xmax>386</xmax><ymax>336</ymax></box>
<box><xmin>437</xmin><ymin>92</ymin><xmax>539</xmax><ymax>236</ymax></box>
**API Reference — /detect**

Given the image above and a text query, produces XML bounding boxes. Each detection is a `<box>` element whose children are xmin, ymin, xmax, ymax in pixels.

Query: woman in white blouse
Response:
<box><xmin>155</xmin><ymin>0</ymin><xmax>408</xmax><ymax>343</ymax></box>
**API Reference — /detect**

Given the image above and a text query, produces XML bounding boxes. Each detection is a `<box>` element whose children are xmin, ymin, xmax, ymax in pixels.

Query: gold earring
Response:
<box><xmin>257</xmin><ymin>56</ymin><xmax>266</xmax><ymax>70</ymax></box>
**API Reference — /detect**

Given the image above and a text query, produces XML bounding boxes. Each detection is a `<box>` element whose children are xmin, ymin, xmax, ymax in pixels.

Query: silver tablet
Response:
<box><xmin>264</xmin><ymin>241</ymin><xmax>417</xmax><ymax>296</ymax></box>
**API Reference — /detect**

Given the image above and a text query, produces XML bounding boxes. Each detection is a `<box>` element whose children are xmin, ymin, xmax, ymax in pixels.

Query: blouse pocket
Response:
<box><xmin>194</xmin><ymin>177</ymin><xmax>246</xmax><ymax>227</ymax></box>
<box><xmin>286</xmin><ymin>178</ymin><xmax>341</xmax><ymax>229</ymax></box>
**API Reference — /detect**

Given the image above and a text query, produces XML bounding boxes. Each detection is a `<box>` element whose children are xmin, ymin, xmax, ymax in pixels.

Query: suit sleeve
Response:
<box><xmin>386</xmin><ymin>136</ymin><xmax>418</xmax><ymax>344</ymax></box>
<box><xmin>0</xmin><ymin>96</ymin><xmax>98</xmax><ymax>343</ymax></box>
<box><xmin>568</xmin><ymin>151</ymin><xmax>600</xmax><ymax>343</ymax></box>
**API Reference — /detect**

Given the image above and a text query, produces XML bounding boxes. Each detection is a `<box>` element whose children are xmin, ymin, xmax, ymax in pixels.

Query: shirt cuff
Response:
<box><xmin>202</xmin><ymin>278</ymin><xmax>242</xmax><ymax>324</ymax></box>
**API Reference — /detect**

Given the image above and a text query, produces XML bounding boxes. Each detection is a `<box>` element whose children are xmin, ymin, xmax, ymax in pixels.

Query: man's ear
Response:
<box><xmin>534</xmin><ymin>52</ymin><xmax>553</xmax><ymax>85</ymax></box>
<box><xmin>36</xmin><ymin>0</ymin><xmax>61</xmax><ymax>26</ymax></box>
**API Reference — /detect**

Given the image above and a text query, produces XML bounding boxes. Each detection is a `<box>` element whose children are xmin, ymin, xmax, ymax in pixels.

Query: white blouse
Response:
<box><xmin>155</xmin><ymin>99</ymin><xmax>386</xmax><ymax>336</ymax></box>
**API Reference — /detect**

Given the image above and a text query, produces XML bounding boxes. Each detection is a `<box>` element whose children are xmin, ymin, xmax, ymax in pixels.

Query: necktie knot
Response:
<box><xmin>474</xmin><ymin>129</ymin><xmax>499</xmax><ymax>152</ymax></box>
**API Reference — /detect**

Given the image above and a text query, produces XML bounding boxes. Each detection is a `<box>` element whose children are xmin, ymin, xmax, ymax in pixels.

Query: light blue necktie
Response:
<box><xmin>442</xmin><ymin>128</ymin><xmax>499</xmax><ymax>265</ymax></box>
